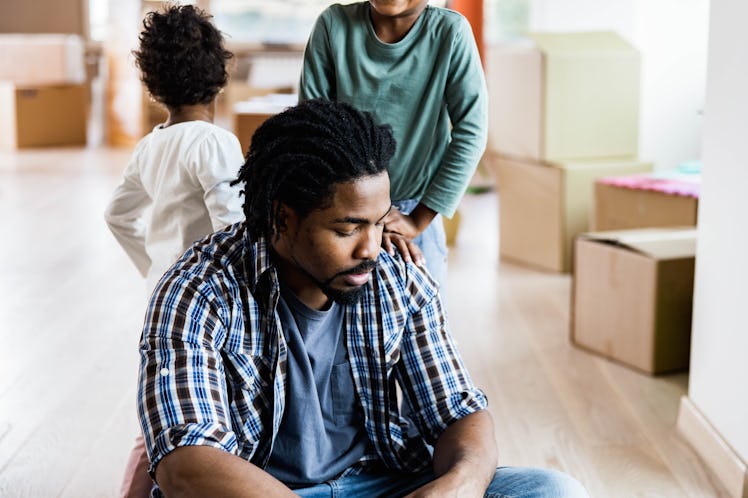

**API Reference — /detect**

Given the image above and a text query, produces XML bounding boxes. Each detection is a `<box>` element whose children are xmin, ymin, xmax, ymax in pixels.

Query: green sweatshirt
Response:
<box><xmin>299</xmin><ymin>2</ymin><xmax>487</xmax><ymax>218</ymax></box>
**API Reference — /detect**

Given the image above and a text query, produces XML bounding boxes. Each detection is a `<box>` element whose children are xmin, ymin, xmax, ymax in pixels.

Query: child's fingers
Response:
<box><xmin>382</xmin><ymin>233</ymin><xmax>395</xmax><ymax>255</ymax></box>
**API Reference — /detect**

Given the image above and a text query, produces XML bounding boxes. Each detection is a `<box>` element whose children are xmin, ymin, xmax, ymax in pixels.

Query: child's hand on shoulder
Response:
<box><xmin>382</xmin><ymin>232</ymin><xmax>425</xmax><ymax>267</ymax></box>
<box><xmin>383</xmin><ymin>206</ymin><xmax>421</xmax><ymax>240</ymax></box>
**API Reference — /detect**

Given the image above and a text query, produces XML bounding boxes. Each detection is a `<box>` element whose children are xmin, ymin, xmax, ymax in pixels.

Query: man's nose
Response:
<box><xmin>354</xmin><ymin>226</ymin><xmax>381</xmax><ymax>260</ymax></box>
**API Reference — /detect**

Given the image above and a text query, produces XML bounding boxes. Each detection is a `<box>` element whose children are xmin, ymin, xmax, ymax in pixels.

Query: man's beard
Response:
<box><xmin>321</xmin><ymin>284</ymin><xmax>367</xmax><ymax>305</ymax></box>
<box><xmin>319</xmin><ymin>260</ymin><xmax>377</xmax><ymax>305</ymax></box>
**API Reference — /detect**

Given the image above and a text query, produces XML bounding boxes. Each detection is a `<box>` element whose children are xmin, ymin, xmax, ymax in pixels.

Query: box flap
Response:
<box><xmin>579</xmin><ymin>227</ymin><xmax>697</xmax><ymax>259</ymax></box>
<box><xmin>528</xmin><ymin>32</ymin><xmax>636</xmax><ymax>55</ymax></box>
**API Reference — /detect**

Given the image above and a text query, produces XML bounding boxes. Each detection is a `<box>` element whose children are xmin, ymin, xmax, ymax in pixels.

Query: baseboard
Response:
<box><xmin>677</xmin><ymin>396</ymin><xmax>748</xmax><ymax>498</ymax></box>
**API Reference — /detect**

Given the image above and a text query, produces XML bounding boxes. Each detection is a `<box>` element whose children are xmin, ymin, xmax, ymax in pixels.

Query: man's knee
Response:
<box><xmin>485</xmin><ymin>466</ymin><xmax>590</xmax><ymax>498</ymax></box>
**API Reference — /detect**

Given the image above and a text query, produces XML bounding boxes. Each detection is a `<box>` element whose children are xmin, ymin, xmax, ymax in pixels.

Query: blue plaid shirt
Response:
<box><xmin>138</xmin><ymin>222</ymin><xmax>487</xmax><ymax>482</ymax></box>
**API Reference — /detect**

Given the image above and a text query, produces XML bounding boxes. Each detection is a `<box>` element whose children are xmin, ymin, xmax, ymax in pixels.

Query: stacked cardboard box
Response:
<box><xmin>487</xmin><ymin>32</ymin><xmax>640</xmax><ymax>162</ymax></box>
<box><xmin>0</xmin><ymin>34</ymin><xmax>85</xmax><ymax>85</ymax></box>
<box><xmin>0</xmin><ymin>34</ymin><xmax>87</xmax><ymax>150</ymax></box>
<box><xmin>497</xmin><ymin>156</ymin><xmax>652</xmax><ymax>272</ymax></box>
<box><xmin>486</xmin><ymin>32</ymin><xmax>651</xmax><ymax>272</ymax></box>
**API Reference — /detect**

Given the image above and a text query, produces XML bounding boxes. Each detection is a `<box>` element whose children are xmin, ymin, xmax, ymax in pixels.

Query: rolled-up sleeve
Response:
<box><xmin>137</xmin><ymin>273</ymin><xmax>237</xmax><ymax>475</ymax></box>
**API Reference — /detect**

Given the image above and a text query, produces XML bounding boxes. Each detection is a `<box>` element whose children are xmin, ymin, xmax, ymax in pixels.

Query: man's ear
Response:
<box><xmin>274</xmin><ymin>201</ymin><xmax>296</xmax><ymax>235</ymax></box>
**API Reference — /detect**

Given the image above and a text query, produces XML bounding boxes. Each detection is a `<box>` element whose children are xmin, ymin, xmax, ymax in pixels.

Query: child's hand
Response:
<box><xmin>383</xmin><ymin>207</ymin><xmax>421</xmax><ymax>240</ymax></box>
<box><xmin>382</xmin><ymin>232</ymin><xmax>426</xmax><ymax>267</ymax></box>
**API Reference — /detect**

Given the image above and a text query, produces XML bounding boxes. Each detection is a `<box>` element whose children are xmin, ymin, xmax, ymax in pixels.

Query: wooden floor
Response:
<box><xmin>0</xmin><ymin>146</ymin><xmax>728</xmax><ymax>497</ymax></box>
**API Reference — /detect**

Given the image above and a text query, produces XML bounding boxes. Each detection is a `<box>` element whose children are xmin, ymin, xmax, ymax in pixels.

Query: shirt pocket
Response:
<box><xmin>331</xmin><ymin>361</ymin><xmax>358</xmax><ymax>426</ymax></box>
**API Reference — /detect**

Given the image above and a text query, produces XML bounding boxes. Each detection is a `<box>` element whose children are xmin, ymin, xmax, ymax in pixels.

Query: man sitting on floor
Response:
<box><xmin>137</xmin><ymin>98</ymin><xmax>589</xmax><ymax>497</ymax></box>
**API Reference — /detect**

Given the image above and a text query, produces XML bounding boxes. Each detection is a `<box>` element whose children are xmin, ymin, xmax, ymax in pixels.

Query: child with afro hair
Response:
<box><xmin>104</xmin><ymin>4</ymin><xmax>244</xmax><ymax>496</ymax></box>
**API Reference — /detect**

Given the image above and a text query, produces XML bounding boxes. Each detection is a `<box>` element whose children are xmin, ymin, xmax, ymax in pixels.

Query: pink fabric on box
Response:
<box><xmin>598</xmin><ymin>173</ymin><xmax>700</xmax><ymax>198</ymax></box>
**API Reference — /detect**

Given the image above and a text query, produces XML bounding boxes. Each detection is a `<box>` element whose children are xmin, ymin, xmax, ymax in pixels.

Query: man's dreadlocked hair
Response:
<box><xmin>234</xmin><ymin>98</ymin><xmax>396</xmax><ymax>240</ymax></box>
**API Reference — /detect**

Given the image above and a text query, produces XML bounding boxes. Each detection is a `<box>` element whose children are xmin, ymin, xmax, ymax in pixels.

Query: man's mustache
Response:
<box><xmin>339</xmin><ymin>260</ymin><xmax>377</xmax><ymax>276</ymax></box>
<box><xmin>320</xmin><ymin>260</ymin><xmax>378</xmax><ymax>287</ymax></box>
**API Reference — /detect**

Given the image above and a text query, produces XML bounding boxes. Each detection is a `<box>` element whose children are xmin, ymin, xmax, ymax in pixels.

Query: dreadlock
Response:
<box><xmin>133</xmin><ymin>4</ymin><xmax>232</xmax><ymax>107</ymax></box>
<box><xmin>233</xmin><ymin>98</ymin><xmax>396</xmax><ymax>240</ymax></box>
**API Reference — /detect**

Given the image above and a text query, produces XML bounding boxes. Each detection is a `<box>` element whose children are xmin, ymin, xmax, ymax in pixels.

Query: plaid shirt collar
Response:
<box><xmin>241</xmin><ymin>229</ymin><xmax>275</xmax><ymax>294</ymax></box>
<box><xmin>237</xmin><ymin>227</ymin><xmax>437</xmax><ymax>470</ymax></box>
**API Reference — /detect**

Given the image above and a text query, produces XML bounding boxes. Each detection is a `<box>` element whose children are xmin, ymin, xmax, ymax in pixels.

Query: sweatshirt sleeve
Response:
<box><xmin>194</xmin><ymin>130</ymin><xmax>246</xmax><ymax>233</ymax></box>
<box><xmin>419</xmin><ymin>16</ymin><xmax>488</xmax><ymax>218</ymax></box>
<box><xmin>299</xmin><ymin>9</ymin><xmax>336</xmax><ymax>101</ymax></box>
<box><xmin>104</xmin><ymin>153</ymin><xmax>152</xmax><ymax>277</ymax></box>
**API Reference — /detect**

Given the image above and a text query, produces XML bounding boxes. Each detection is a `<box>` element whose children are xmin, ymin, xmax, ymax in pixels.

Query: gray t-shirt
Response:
<box><xmin>265</xmin><ymin>285</ymin><xmax>370</xmax><ymax>487</ymax></box>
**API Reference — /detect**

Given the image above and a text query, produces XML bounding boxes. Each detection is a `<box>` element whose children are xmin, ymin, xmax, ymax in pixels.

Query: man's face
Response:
<box><xmin>369</xmin><ymin>0</ymin><xmax>429</xmax><ymax>19</ymax></box>
<box><xmin>277</xmin><ymin>171</ymin><xmax>391</xmax><ymax>308</ymax></box>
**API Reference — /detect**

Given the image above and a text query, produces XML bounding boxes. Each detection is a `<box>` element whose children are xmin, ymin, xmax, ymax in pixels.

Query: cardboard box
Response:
<box><xmin>494</xmin><ymin>155</ymin><xmax>652</xmax><ymax>272</ymax></box>
<box><xmin>234</xmin><ymin>112</ymin><xmax>273</xmax><ymax>156</ymax></box>
<box><xmin>233</xmin><ymin>93</ymin><xmax>297</xmax><ymax>154</ymax></box>
<box><xmin>593</xmin><ymin>176</ymin><xmax>699</xmax><ymax>230</ymax></box>
<box><xmin>216</xmin><ymin>82</ymin><xmax>293</xmax><ymax>117</ymax></box>
<box><xmin>486</xmin><ymin>32</ymin><xmax>640</xmax><ymax>161</ymax></box>
<box><xmin>0</xmin><ymin>34</ymin><xmax>85</xmax><ymax>85</ymax></box>
<box><xmin>0</xmin><ymin>83</ymin><xmax>87</xmax><ymax>150</ymax></box>
<box><xmin>0</xmin><ymin>0</ymin><xmax>87</xmax><ymax>36</ymax></box>
<box><xmin>571</xmin><ymin>228</ymin><xmax>696</xmax><ymax>374</ymax></box>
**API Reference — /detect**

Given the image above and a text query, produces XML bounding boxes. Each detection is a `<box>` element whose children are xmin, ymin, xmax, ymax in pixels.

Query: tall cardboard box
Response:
<box><xmin>0</xmin><ymin>34</ymin><xmax>86</xmax><ymax>85</ymax></box>
<box><xmin>571</xmin><ymin>228</ymin><xmax>696</xmax><ymax>374</ymax></box>
<box><xmin>593</xmin><ymin>175</ymin><xmax>699</xmax><ymax>230</ymax></box>
<box><xmin>0</xmin><ymin>0</ymin><xmax>88</xmax><ymax>36</ymax></box>
<box><xmin>486</xmin><ymin>32</ymin><xmax>640</xmax><ymax>161</ymax></box>
<box><xmin>0</xmin><ymin>83</ymin><xmax>87</xmax><ymax>150</ymax></box>
<box><xmin>494</xmin><ymin>155</ymin><xmax>652</xmax><ymax>272</ymax></box>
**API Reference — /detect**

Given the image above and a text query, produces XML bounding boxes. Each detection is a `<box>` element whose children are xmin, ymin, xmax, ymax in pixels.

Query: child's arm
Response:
<box><xmin>105</xmin><ymin>161</ymin><xmax>152</xmax><ymax>277</ymax></box>
<box><xmin>419</xmin><ymin>16</ymin><xmax>488</xmax><ymax>221</ymax></box>
<box><xmin>383</xmin><ymin>204</ymin><xmax>436</xmax><ymax>241</ymax></box>
<box><xmin>196</xmin><ymin>132</ymin><xmax>246</xmax><ymax>232</ymax></box>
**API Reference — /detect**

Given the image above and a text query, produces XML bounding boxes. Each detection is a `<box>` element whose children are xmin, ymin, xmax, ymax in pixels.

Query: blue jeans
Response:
<box><xmin>391</xmin><ymin>199</ymin><xmax>448</xmax><ymax>294</ymax></box>
<box><xmin>293</xmin><ymin>466</ymin><xmax>590</xmax><ymax>497</ymax></box>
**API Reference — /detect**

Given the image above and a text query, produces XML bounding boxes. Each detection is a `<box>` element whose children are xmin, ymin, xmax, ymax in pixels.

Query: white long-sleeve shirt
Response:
<box><xmin>105</xmin><ymin>121</ymin><xmax>245</xmax><ymax>290</ymax></box>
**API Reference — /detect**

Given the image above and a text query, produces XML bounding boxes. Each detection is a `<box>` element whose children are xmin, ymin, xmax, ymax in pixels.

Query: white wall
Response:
<box><xmin>486</xmin><ymin>0</ymin><xmax>710</xmax><ymax>171</ymax></box>
<box><xmin>688</xmin><ymin>0</ymin><xmax>748</xmax><ymax>464</ymax></box>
